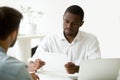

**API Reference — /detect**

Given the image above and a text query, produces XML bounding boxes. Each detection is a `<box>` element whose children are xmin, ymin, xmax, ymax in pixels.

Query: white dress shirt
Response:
<box><xmin>31</xmin><ymin>30</ymin><xmax>101</xmax><ymax>65</ymax></box>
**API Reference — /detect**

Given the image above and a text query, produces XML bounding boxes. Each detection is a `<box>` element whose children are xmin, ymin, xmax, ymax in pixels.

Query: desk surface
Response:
<box><xmin>37</xmin><ymin>71</ymin><xmax>78</xmax><ymax>80</ymax></box>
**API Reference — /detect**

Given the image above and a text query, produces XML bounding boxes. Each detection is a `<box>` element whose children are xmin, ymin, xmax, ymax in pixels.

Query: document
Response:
<box><xmin>39</xmin><ymin>53</ymin><xmax>69</xmax><ymax>73</ymax></box>
<box><xmin>37</xmin><ymin>53</ymin><xmax>79</xmax><ymax>80</ymax></box>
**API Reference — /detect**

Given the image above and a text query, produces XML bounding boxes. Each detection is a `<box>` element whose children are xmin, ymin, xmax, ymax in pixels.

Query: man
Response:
<box><xmin>0</xmin><ymin>6</ymin><xmax>39</xmax><ymax>80</ymax></box>
<box><xmin>29</xmin><ymin>5</ymin><xmax>101</xmax><ymax>74</ymax></box>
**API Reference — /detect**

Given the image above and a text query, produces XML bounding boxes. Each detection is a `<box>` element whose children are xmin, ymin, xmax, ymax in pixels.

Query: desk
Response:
<box><xmin>37</xmin><ymin>70</ymin><xmax>78</xmax><ymax>80</ymax></box>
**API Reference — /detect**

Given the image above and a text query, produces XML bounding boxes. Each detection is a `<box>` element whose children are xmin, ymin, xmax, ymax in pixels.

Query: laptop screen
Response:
<box><xmin>78</xmin><ymin>58</ymin><xmax>120</xmax><ymax>80</ymax></box>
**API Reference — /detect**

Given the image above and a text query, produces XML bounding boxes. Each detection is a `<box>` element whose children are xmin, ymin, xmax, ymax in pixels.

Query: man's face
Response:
<box><xmin>63</xmin><ymin>12</ymin><xmax>83</xmax><ymax>36</ymax></box>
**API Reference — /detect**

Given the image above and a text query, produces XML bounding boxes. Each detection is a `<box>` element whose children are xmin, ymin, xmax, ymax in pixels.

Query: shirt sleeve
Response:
<box><xmin>29</xmin><ymin>34</ymin><xmax>51</xmax><ymax>62</ymax></box>
<box><xmin>87</xmin><ymin>36</ymin><xmax>101</xmax><ymax>59</ymax></box>
<box><xmin>16</xmin><ymin>64</ymin><xmax>32</xmax><ymax>80</ymax></box>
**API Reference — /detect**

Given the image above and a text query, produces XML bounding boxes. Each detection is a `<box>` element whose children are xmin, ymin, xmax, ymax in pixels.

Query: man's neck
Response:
<box><xmin>0</xmin><ymin>40</ymin><xmax>9</xmax><ymax>53</ymax></box>
<box><xmin>66</xmin><ymin>36</ymin><xmax>75</xmax><ymax>43</ymax></box>
<box><xmin>64</xmin><ymin>31</ymin><xmax>78</xmax><ymax>43</ymax></box>
<box><xmin>64</xmin><ymin>33</ymin><xmax>77</xmax><ymax>43</ymax></box>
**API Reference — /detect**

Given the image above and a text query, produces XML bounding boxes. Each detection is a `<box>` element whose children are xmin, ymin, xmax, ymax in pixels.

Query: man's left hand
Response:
<box><xmin>65</xmin><ymin>62</ymin><xmax>79</xmax><ymax>74</ymax></box>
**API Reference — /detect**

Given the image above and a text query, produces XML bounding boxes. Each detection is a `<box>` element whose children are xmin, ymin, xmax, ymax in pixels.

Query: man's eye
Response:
<box><xmin>65</xmin><ymin>20</ymin><xmax>69</xmax><ymax>23</ymax></box>
<box><xmin>73</xmin><ymin>23</ymin><xmax>78</xmax><ymax>26</ymax></box>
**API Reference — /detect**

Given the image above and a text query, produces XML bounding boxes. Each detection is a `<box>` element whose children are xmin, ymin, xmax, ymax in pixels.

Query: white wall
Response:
<box><xmin>1</xmin><ymin>0</ymin><xmax>120</xmax><ymax>58</ymax></box>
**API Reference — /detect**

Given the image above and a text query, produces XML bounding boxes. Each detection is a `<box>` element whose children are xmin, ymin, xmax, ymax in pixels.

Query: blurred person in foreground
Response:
<box><xmin>0</xmin><ymin>6</ymin><xmax>39</xmax><ymax>80</ymax></box>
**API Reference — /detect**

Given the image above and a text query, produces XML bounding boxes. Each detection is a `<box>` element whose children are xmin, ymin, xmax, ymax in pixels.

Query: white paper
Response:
<box><xmin>40</xmin><ymin>53</ymin><xmax>69</xmax><ymax>73</ymax></box>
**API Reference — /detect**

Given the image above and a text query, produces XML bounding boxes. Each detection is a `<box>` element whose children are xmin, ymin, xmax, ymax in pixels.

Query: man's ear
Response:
<box><xmin>79</xmin><ymin>21</ymin><xmax>84</xmax><ymax>28</ymax></box>
<box><xmin>10</xmin><ymin>30</ymin><xmax>17</xmax><ymax>41</ymax></box>
<box><xmin>80</xmin><ymin>21</ymin><xmax>84</xmax><ymax>26</ymax></box>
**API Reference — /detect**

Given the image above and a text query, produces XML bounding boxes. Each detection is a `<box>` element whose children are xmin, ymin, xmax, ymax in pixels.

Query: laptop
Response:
<box><xmin>78</xmin><ymin>58</ymin><xmax>120</xmax><ymax>80</ymax></box>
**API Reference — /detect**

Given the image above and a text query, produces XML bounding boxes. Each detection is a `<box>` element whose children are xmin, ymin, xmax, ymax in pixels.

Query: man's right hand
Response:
<box><xmin>30</xmin><ymin>73</ymin><xmax>40</xmax><ymax>80</ymax></box>
<box><xmin>28</xmin><ymin>59</ymin><xmax>45</xmax><ymax>73</ymax></box>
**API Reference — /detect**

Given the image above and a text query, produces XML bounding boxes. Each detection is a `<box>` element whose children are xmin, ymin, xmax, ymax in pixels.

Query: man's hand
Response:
<box><xmin>28</xmin><ymin>59</ymin><xmax>45</xmax><ymax>72</ymax></box>
<box><xmin>30</xmin><ymin>73</ymin><xmax>40</xmax><ymax>80</ymax></box>
<box><xmin>65</xmin><ymin>62</ymin><xmax>79</xmax><ymax>74</ymax></box>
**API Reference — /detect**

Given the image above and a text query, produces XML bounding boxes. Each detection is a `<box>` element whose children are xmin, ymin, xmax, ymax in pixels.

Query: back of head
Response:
<box><xmin>64</xmin><ymin>5</ymin><xmax>84</xmax><ymax>20</ymax></box>
<box><xmin>0</xmin><ymin>6</ymin><xmax>23</xmax><ymax>40</ymax></box>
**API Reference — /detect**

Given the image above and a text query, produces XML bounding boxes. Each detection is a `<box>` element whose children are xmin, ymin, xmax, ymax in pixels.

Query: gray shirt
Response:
<box><xmin>0</xmin><ymin>47</ymin><xmax>32</xmax><ymax>80</ymax></box>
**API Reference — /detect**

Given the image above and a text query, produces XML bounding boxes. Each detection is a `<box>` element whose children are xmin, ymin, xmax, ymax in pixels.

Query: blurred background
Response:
<box><xmin>1</xmin><ymin>0</ymin><xmax>120</xmax><ymax>62</ymax></box>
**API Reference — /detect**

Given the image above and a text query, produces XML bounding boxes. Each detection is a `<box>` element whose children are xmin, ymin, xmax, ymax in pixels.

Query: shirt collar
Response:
<box><xmin>59</xmin><ymin>30</ymin><xmax>81</xmax><ymax>41</ymax></box>
<box><xmin>0</xmin><ymin>46</ymin><xmax>6</xmax><ymax>53</ymax></box>
<box><xmin>74</xmin><ymin>31</ymin><xmax>81</xmax><ymax>41</ymax></box>
<box><xmin>59</xmin><ymin>30</ymin><xmax>66</xmax><ymax>40</ymax></box>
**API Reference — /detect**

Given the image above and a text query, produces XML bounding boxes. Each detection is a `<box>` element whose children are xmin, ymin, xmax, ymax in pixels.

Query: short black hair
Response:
<box><xmin>64</xmin><ymin>5</ymin><xmax>84</xmax><ymax>20</ymax></box>
<box><xmin>0</xmin><ymin>6</ymin><xmax>23</xmax><ymax>40</ymax></box>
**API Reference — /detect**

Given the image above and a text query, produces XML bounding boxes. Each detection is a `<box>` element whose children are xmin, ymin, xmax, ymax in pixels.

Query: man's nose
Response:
<box><xmin>67</xmin><ymin>23</ymin><xmax>72</xmax><ymax>28</ymax></box>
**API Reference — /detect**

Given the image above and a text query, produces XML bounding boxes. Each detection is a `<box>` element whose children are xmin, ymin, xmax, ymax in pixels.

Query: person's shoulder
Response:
<box><xmin>0</xmin><ymin>56</ymin><xmax>27</xmax><ymax>75</ymax></box>
<box><xmin>0</xmin><ymin>55</ymin><xmax>31</xmax><ymax>80</ymax></box>
<box><xmin>80</xmin><ymin>31</ymin><xmax>97</xmax><ymax>39</ymax></box>
<box><xmin>2</xmin><ymin>55</ymin><xmax>25</xmax><ymax>65</ymax></box>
